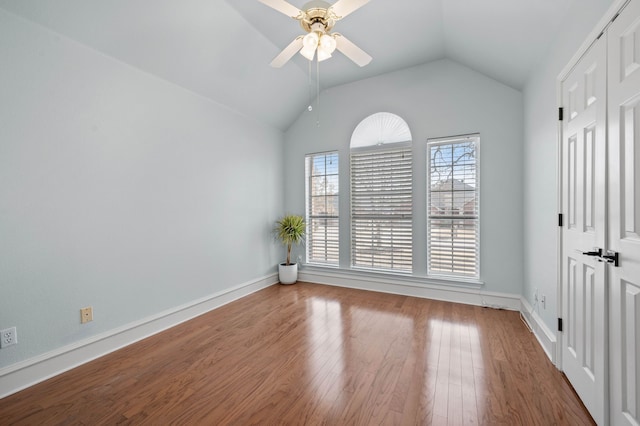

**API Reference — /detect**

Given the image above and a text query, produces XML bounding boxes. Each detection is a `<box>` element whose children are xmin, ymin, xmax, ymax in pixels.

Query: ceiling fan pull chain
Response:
<box><xmin>316</xmin><ymin>56</ymin><xmax>321</xmax><ymax>127</ymax></box>
<box><xmin>308</xmin><ymin>59</ymin><xmax>313</xmax><ymax>112</ymax></box>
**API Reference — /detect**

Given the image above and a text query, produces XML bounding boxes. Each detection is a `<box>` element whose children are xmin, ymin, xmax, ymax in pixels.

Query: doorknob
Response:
<box><xmin>582</xmin><ymin>248</ymin><xmax>602</xmax><ymax>257</ymax></box>
<box><xmin>600</xmin><ymin>250</ymin><xmax>619</xmax><ymax>267</ymax></box>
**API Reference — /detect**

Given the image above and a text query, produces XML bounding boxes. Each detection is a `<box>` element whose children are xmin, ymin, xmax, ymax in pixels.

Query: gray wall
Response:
<box><xmin>0</xmin><ymin>10</ymin><xmax>283</xmax><ymax>368</ymax></box>
<box><xmin>522</xmin><ymin>0</ymin><xmax>615</xmax><ymax>330</ymax></box>
<box><xmin>284</xmin><ymin>59</ymin><xmax>524</xmax><ymax>294</ymax></box>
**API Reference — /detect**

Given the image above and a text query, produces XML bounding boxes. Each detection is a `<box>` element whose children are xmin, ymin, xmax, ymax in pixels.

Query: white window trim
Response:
<box><xmin>300</xmin><ymin>264</ymin><xmax>484</xmax><ymax>288</ymax></box>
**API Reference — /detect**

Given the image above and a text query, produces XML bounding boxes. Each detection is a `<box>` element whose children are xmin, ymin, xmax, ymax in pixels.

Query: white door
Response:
<box><xmin>561</xmin><ymin>32</ymin><xmax>608</xmax><ymax>425</ymax></box>
<box><xmin>608</xmin><ymin>0</ymin><xmax>640</xmax><ymax>424</ymax></box>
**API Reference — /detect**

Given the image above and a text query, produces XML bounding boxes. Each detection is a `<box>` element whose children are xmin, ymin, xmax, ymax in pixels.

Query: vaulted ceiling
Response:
<box><xmin>0</xmin><ymin>0</ymin><xmax>578</xmax><ymax>130</ymax></box>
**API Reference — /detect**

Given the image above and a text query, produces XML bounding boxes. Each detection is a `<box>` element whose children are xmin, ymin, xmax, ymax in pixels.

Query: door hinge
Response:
<box><xmin>558</xmin><ymin>318</ymin><xmax>563</xmax><ymax>332</ymax></box>
<box><xmin>558</xmin><ymin>213</ymin><xmax>563</xmax><ymax>227</ymax></box>
<box><xmin>558</xmin><ymin>107</ymin><xmax>564</xmax><ymax>121</ymax></box>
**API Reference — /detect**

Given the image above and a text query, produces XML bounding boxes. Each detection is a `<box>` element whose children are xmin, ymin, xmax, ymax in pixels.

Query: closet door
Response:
<box><xmin>560</xmin><ymin>32</ymin><xmax>608</xmax><ymax>426</ymax></box>
<box><xmin>608</xmin><ymin>0</ymin><xmax>640</xmax><ymax>424</ymax></box>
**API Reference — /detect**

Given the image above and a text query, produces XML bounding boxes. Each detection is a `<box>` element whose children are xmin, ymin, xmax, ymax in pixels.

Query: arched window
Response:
<box><xmin>350</xmin><ymin>113</ymin><xmax>413</xmax><ymax>272</ymax></box>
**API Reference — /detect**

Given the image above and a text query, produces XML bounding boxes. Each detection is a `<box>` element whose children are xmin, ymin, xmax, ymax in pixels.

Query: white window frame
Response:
<box><xmin>350</xmin><ymin>143</ymin><xmax>413</xmax><ymax>273</ymax></box>
<box><xmin>305</xmin><ymin>151</ymin><xmax>339</xmax><ymax>266</ymax></box>
<box><xmin>427</xmin><ymin>134</ymin><xmax>480</xmax><ymax>279</ymax></box>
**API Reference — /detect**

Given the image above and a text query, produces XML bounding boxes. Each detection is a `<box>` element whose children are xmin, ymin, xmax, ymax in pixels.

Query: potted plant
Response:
<box><xmin>275</xmin><ymin>214</ymin><xmax>305</xmax><ymax>284</ymax></box>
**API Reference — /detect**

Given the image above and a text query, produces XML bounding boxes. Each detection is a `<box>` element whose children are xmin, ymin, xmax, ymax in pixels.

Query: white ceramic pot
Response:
<box><xmin>278</xmin><ymin>263</ymin><xmax>298</xmax><ymax>285</ymax></box>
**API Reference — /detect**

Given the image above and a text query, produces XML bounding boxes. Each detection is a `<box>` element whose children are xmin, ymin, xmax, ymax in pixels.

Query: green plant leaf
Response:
<box><xmin>275</xmin><ymin>214</ymin><xmax>306</xmax><ymax>265</ymax></box>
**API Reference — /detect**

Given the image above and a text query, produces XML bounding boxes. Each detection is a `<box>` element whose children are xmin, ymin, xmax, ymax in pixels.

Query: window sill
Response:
<box><xmin>299</xmin><ymin>264</ymin><xmax>484</xmax><ymax>289</ymax></box>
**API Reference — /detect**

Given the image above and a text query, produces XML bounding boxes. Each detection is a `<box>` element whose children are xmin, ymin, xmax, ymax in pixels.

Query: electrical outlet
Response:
<box><xmin>1</xmin><ymin>327</ymin><xmax>17</xmax><ymax>348</ymax></box>
<box><xmin>80</xmin><ymin>307</ymin><xmax>93</xmax><ymax>324</ymax></box>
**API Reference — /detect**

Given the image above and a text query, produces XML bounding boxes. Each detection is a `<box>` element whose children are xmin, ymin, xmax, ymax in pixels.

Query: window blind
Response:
<box><xmin>305</xmin><ymin>152</ymin><xmax>339</xmax><ymax>265</ymax></box>
<box><xmin>427</xmin><ymin>136</ymin><xmax>479</xmax><ymax>278</ymax></box>
<box><xmin>351</xmin><ymin>146</ymin><xmax>412</xmax><ymax>272</ymax></box>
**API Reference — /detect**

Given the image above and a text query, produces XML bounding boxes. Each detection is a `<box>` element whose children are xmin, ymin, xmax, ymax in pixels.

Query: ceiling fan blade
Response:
<box><xmin>335</xmin><ymin>34</ymin><xmax>372</xmax><ymax>67</ymax></box>
<box><xmin>257</xmin><ymin>0</ymin><xmax>303</xmax><ymax>18</ymax></box>
<box><xmin>329</xmin><ymin>0</ymin><xmax>370</xmax><ymax>19</ymax></box>
<box><xmin>270</xmin><ymin>37</ymin><xmax>304</xmax><ymax>68</ymax></box>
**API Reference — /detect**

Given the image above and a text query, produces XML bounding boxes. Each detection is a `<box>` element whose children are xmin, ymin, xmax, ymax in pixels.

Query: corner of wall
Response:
<box><xmin>520</xmin><ymin>296</ymin><xmax>557</xmax><ymax>364</ymax></box>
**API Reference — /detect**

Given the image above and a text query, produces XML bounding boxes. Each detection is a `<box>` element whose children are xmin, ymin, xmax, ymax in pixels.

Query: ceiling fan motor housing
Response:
<box><xmin>300</xmin><ymin>0</ymin><xmax>336</xmax><ymax>33</ymax></box>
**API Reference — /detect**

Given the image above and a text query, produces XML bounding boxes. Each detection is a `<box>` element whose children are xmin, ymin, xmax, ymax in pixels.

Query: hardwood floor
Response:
<box><xmin>0</xmin><ymin>282</ymin><xmax>593</xmax><ymax>425</ymax></box>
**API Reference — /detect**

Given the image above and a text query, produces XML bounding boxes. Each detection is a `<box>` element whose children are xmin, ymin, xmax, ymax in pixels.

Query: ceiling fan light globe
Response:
<box><xmin>319</xmin><ymin>34</ymin><xmax>337</xmax><ymax>54</ymax></box>
<box><xmin>302</xmin><ymin>32</ymin><xmax>319</xmax><ymax>49</ymax></box>
<box><xmin>317</xmin><ymin>47</ymin><xmax>332</xmax><ymax>61</ymax></box>
<box><xmin>300</xmin><ymin>45</ymin><xmax>316</xmax><ymax>61</ymax></box>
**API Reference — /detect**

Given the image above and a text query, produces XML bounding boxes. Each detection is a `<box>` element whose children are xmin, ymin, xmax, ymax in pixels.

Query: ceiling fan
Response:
<box><xmin>259</xmin><ymin>0</ymin><xmax>372</xmax><ymax>68</ymax></box>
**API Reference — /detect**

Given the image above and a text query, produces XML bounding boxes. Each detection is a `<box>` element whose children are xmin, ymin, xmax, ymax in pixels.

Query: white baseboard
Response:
<box><xmin>298</xmin><ymin>267</ymin><xmax>522</xmax><ymax>310</ymax></box>
<box><xmin>520</xmin><ymin>297</ymin><xmax>557</xmax><ymax>364</ymax></box>
<box><xmin>1</xmin><ymin>271</ymin><xmax>556</xmax><ymax>400</ymax></box>
<box><xmin>0</xmin><ymin>273</ymin><xmax>278</xmax><ymax>399</ymax></box>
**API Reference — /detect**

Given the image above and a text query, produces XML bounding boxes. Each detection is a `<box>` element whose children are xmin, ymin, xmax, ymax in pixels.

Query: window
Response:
<box><xmin>350</xmin><ymin>113</ymin><xmax>413</xmax><ymax>273</ymax></box>
<box><xmin>305</xmin><ymin>152</ymin><xmax>339</xmax><ymax>265</ymax></box>
<box><xmin>351</xmin><ymin>146</ymin><xmax>413</xmax><ymax>272</ymax></box>
<box><xmin>427</xmin><ymin>135</ymin><xmax>479</xmax><ymax>278</ymax></box>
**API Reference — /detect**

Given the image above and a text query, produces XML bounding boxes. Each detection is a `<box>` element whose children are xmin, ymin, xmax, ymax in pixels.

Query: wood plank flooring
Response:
<box><xmin>0</xmin><ymin>282</ymin><xmax>594</xmax><ymax>425</ymax></box>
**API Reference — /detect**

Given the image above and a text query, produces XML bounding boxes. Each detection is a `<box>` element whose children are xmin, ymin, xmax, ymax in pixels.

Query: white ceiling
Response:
<box><xmin>0</xmin><ymin>0</ymin><xmax>577</xmax><ymax>130</ymax></box>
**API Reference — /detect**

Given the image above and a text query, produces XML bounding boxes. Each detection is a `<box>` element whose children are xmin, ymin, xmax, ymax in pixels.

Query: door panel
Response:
<box><xmin>561</xmin><ymin>32</ymin><xmax>608</xmax><ymax>425</ymax></box>
<box><xmin>609</xmin><ymin>1</ymin><xmax>640</xmax><ymax>424</ymax></box>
